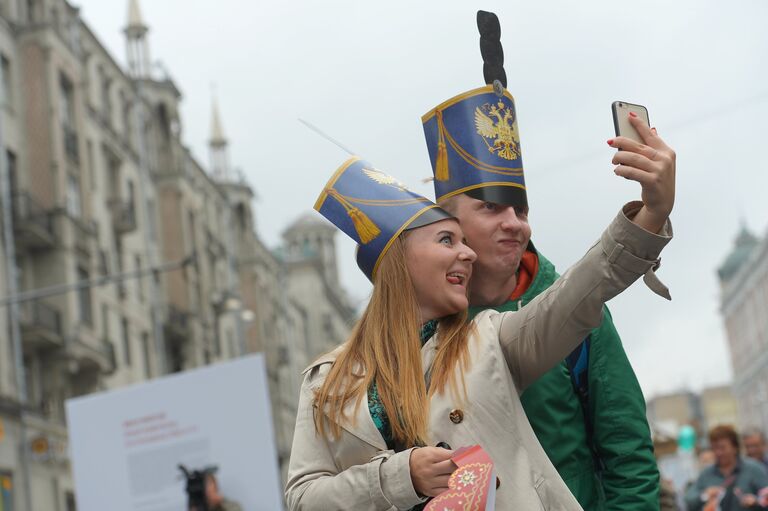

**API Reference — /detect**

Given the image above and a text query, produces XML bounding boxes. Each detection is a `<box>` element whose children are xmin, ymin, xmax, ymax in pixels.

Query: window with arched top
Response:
<box><xmin>27</xmin><ymin>0</ymin><xmax>43</xmax><ymax>23</ymax></box>
<box><xmin>156</xmin><ymin>103</ymin><xmax>170</xmax><ymax>142</ymax></box>
<box><xmin>235</xmin><ymin>203</ymin><xmax>247</xmax><ymax>232</ymax></box>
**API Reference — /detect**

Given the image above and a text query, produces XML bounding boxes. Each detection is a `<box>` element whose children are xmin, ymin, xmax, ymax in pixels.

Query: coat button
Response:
<box><xmin>449</xmin><ymin>409</ymin><xmax>464</xmax><ymax>424</ymax></box>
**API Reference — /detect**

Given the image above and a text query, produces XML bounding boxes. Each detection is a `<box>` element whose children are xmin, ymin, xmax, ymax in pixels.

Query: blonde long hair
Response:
<box><xmin>313</xmin><ymin>234</ymin><xmax>475</xmax><ymax>447</ymax></box>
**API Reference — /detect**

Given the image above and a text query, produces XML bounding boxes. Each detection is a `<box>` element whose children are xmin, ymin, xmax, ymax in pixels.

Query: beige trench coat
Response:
<box><xmin>286</xmin><ymin>203</ymin><xmax>672</xmax><ymax>511</ymax></box>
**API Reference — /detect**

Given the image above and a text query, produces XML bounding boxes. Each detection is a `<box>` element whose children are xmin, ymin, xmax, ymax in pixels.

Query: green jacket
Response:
<box><xmin>469</xmin><ymin>250</ymin><xmax>659</xmax><ymax>510</ymax></box>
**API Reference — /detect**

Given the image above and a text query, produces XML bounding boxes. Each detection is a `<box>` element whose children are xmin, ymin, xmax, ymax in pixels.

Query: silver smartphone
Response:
<box><xmin>612</xmin><ymin>101</ymin><xmax>650</xmax><ymax>144</ymax></box>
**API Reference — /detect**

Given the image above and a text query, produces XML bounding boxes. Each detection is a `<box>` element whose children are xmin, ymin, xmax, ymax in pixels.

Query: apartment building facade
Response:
<box><xmin>0</xmin><ymin>0</ymin><xmax>355</xmax><ymax>507</ymax></box>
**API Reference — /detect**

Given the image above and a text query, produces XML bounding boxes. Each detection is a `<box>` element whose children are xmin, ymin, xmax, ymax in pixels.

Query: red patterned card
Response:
<box><xmin>425</xmin><ymin>445</ymin><xmax>496</xmax><ymax>511</ymax></box>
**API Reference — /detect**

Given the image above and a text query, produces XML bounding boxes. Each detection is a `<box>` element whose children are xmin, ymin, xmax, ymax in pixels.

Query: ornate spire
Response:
<box><xmin>209</xmin><ymin>96</ymin><xmax>230</xmax><ymax>179</ymax></box>
<box><xmin>210</xmin><ymin>98</ymin><xmax>227</xmax><ymax>147</ymax></box>
<box><xmin>124</xmin><ymin>0</ymin><xmax>151</xmax><ymax>78</ymax></box>
<box><xmin>125</xmin><ymin>0</ymin><xmax>148</xmax><ymax>36</ymax></box>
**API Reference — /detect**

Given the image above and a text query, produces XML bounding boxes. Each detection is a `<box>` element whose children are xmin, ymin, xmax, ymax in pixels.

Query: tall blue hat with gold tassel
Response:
<box><xmin>422</xmin><ymin>11</ymin><xmax>527</xmax><ymax>208</ymax></box>
<box><xmin>314</xmin><ymin>156</ymin><xmax>452</xmax><ymax>281</ymax></box>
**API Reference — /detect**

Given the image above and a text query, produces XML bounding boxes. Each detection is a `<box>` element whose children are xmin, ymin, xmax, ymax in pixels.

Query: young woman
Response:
<box><xmin>286</xmin><ymin>125</ymin><xmax>675</xmax><ymax>510</ymax></box>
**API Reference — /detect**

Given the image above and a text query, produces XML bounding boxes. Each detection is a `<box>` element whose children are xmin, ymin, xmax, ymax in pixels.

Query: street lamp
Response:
<box><xmin>211</xmin><ymin>292</ymin><xmax>253</xmax><ymax>358</ymax></box>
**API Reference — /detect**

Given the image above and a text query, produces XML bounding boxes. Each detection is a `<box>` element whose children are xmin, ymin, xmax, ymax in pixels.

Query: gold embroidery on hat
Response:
<box><xmin>362</xmin><ymin>168</ymin><xmax>410</xmax><ymax>191</ymax></box>
<box><xmin>438</xmin><ymin>113</ymin><xmax>524</xmax><ymax>176</ymax></box>
<box><xmin>475</xmin><ymin>101</ymin><xmax>521</xmax><ymax>161</ymax></box>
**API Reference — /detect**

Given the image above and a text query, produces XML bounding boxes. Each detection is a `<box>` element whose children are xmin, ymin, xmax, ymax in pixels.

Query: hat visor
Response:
<box><xmin>466</xmin><ymin>184</ymin><xmax>528</xmax><ymax>209</ymax></box>
<box><xmin>405</xmin><ymin>205</ymin><xmax>454</xmax><ymax>231</ymax></box>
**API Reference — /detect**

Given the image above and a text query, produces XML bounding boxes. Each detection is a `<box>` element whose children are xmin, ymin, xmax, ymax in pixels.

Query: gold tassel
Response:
<box><xmin>436</xmin><ymin>141</ymin><xmax>449</xmax><ymax>181</ymax></box>
<box><xmin>435</xmin><ymin>110</ymin><xmax>450</xmax><ymax>181</ymax></box>
<box><xmin>348</xmin><ymin>207</ymin><xmax>380</xmax><ymax>244</ymax></box>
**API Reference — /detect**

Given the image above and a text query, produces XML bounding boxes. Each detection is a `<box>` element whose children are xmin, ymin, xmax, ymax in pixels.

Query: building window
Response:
<box><xmin>77</xmin><ymin>267</ymin><xmax>92</xmax><ymax>325</ymax></box>
<box><xmin>187</xmin><ymin>210</ymin><xmax>196</xmax><ymax>253</ymax></box>
<box><xmin>122</xmin><ymin>92</ymin><xmax>133</xmax><ymax>142</ymax></box>
<box><xmin>87</xmin><ymin>138</ymin><xmax>96</xmax><ymax>190</ymax></box>
<box><xmin>127</xmin><ymin>180</ymin><xmax>136</xmax><ymax>214</ymax></box>
<box><xmin>66</xmin><ymin>174</ymin><xmax>81</xmax><ymax>217</ymax></box>
<box><xmin>98</xmin><ymin>250</ymin><xmax>109</xmax><ymax>276</ymax></box>
<box><xmin>26</xmin><ymin>0</ymin><xmax>43</xmax><ymax>23</ymax></box>
<box><xmin>101</xmin><ymin>303</ymin><xmax>109</xmax><ymax>339</ymax></box>
<box><xmin>59</xmin><ymin>73</ymin><xmax>78</xmax><ymax>164</ymax></box>
<box><xmin>135</xmin><ymin>254</ymin><xmax>143</xmax><ymax>301</ymax></box>
<box><xmin>147</xmin><ymin>199</ymin><xmax>157</xmax><ymax>241</ymax></box>
<box><xmin>59</xmin><ymin>73</ymin><xmax>74</xmax><ymax>127</ymax></box>
<box><xmin>141</xmin><ymin>332</ymin><xmax>151</xmax><ymax>378</ymax></box>
<box><xmin>100</xmin><ymin>68</ymin><xmax>111</xmax><ymax>123</ymax></box>
<box><xmin>121</xmin><ymin>317</ymin><xmax>131</xmax><ymax>365</ymax></box>
<box><xmin>214</xmin><ymin>322</ymin><xmax>222</xmax><ymax>357</ymax></box>
<box><xmin>278</xmin><ymin>346</ymin><xmax>289</xmax><ymax>366</ymax></box>
<box><xmin>1</xmin><ymin>54</ymin><xmax>12</xmax><ymax>108</ymax></box>
<box><xmin>226</xmin><ymin>330</ymin><xmax>235</xmax><ymax>357</ymax></box>
<box><xmin>156</xmin><ymin>103</ymin><xmax>170</xmax><ymax>142</ymax></box>
<box><xmin>115</xmin><ymin>238</ymin><xmax>126</xmax><ymax>299</ymax></box>
<box><xmin>6</xmin><ymin>149</ymin><xmax>17</xmax><ymax>193</ymax></box>
<box><xmin>65</xmin><ymin>491</ymin><xmax>76</xmax><ymax>511</ymax></box>
<box><xmin>168</xmin><ymin>336</ymin><xmax>183</xmax><ymax>373</ymax></box>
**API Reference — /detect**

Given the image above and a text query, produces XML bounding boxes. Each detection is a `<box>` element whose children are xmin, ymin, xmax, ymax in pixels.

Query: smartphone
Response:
<box><xmin>612</xmin><ymin>101</ymin><xmax>650</xmax><ymax>144</ymax></box>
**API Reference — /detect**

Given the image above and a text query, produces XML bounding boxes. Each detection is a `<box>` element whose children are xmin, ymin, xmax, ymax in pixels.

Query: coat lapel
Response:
<box><xmin>305</xmin><ymin>351</ymin><xmax>388</xmax><ymax>451</ymax></box>
<box><xmin>340</xmin><ymin>389</ymin><xmax>388</xmax><ymax>451</ymax></box>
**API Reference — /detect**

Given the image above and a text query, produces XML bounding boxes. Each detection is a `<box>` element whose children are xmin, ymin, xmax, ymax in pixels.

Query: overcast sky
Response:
<box><xmin>73</xmin><ymin>0</ymin><xmax>768</xmax><ymax>399</ymax></box>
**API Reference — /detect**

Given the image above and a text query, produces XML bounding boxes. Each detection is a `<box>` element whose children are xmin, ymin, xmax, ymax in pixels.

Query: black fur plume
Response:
<box><xmin>477</xmin><ymin>10</ymin><xmax>507</xmax><ymax>88</ymax></box>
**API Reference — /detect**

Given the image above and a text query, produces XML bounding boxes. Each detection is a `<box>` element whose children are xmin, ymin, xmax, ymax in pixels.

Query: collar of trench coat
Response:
<box><xmin>302</xmin><ymin>333</ymin><xmax>446</xmax><ymax>453</ymax></box>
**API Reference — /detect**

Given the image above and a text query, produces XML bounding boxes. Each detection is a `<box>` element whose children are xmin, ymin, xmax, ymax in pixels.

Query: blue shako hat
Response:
<box><xmin>422</xmin><ymin>11</ymin><xmax>527</xmax><ymax>208</ymax></box>
<box><xmin>422</xmin><ymin>85</ymin><xmax>526</xmax><ymax>207</ymax></box>
<box><xmin>314</xmin><ymin>156</ymin><xmax>452</xmax><ymax>281</ymax></box>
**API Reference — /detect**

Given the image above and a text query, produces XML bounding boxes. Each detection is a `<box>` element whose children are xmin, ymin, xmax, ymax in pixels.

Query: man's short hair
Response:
<box><xmin>709</xmin><ymin>424</ymin><xmax>740</xmax><ymax>450</ymax></box>
<box><xmin>742</xmin><ymin>427</ymin><xmax>767</xmax><ymax>441</ymax></box>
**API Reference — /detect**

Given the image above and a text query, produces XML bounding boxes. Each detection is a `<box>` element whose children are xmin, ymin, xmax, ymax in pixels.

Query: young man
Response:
<box><xmin>422</xmin><ymin>82</ymin><xmax>673</xmax><ymax>509</ymax></box>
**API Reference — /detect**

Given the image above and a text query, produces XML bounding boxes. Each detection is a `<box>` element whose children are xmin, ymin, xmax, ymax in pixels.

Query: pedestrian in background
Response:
<box><xmin>661</xmin><ymin>477</ymin><xmax>681</xmax><ymax>510</ymax></box>
<box><xmin>685</xmin><ymin>425</ymin><xmax>768</xmax><ymax>511</ymax></box>
<box><xmin>743</xmin><ymin>428</ymin><xmax>768</xmax><ymax>469</ymax></box>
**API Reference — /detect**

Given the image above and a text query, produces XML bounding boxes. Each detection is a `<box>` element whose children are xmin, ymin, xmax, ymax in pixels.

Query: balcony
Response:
<box><xmin>19</xmin><ymin>301</ymin><xmax>63</xmax><ymax>352</ymax></box>
<box><xmin>64</xmin><ymin>333</ymin><xmax>117</xmax><ymax>375</ymax></box>
<box><xmin>11</xmin><ymin>192</ymin><xmax>56</xmax><ymax>251</ymax></box>
<box><xmin>108</xmin><ymin>199</ymin><xmax>137</xmax><ymax>235</ymax></box>
<box><xmin>63</xmin><ymin>126</ymin><xmax>79</xmax><ymax>165</ymax></box>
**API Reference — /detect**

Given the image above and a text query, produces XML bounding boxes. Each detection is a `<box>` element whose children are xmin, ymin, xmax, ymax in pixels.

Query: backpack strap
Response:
<box><xmin>565</xmin><ymin>336</ymin><xmax>605</xmax><ymax>471</ymax></box>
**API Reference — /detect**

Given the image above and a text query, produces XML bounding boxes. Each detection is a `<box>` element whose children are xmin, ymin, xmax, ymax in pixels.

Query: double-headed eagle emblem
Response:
<box><xmin>474</xmin><ymin>101</ymin><xmax>521</xmax><ymax>161</ymax></box>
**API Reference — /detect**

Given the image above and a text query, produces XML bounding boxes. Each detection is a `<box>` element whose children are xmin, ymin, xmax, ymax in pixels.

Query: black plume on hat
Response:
<box><xmin>477</xmin><ymin>11</ymin><xmax>506</xmax><ymax>88</ymax></box>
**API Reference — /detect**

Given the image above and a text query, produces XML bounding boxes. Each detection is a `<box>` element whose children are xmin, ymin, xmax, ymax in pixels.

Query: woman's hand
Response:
<box><xmin>608</xmin><ymin>113</ymin><xmax>676</xmax><ymax>233</ymax></box>
<box><xmin>409</xmin><ymin>447</ymin><xmax>456</xmax><ymax>497</ymax></box>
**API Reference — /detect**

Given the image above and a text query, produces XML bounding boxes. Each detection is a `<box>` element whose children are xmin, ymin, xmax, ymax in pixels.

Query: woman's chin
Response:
<box><xmin>444</xmin><ymin>296</ymin><xmax>468</xmax><ymax>316</ymax></box>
